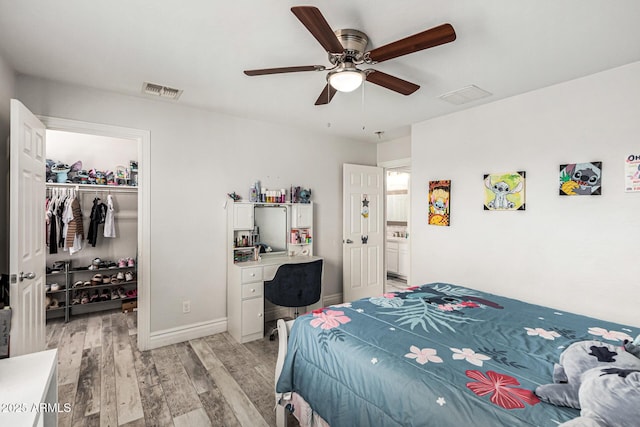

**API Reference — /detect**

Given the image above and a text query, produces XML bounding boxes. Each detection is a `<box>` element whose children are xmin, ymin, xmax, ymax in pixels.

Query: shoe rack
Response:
<box><xmin>46</xmin><ymin>260</ymin><xmax>137</xmax><ymax>322</ymax></box>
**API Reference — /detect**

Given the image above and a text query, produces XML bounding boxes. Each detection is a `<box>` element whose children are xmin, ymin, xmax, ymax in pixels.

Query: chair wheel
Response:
<box><xmin>269</xmin><ymin>333</ymin><xmax>276</xmax><ymax>341</ymax></box>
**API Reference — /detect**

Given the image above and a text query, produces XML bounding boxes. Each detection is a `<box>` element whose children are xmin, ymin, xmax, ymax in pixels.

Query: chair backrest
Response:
<box><xmin>264</xmin><ymin>259</ymin><xmax>323</xmax><ymax>308</ymax></box>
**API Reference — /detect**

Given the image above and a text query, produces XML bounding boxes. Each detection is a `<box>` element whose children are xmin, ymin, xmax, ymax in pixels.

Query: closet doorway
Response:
<box><xmin>46</xmin><ymin>130</ymin><xmax>139</xmax><ymax>323</ymax></box>
<box><xmin>40</xmin><ymin>116</ymin><xmax>150</xmax><ymax>351</ymax></box>
<box><xmin>385</xmin><ymin>167</ymin><xmax>410</xmax><ymax>292</ymax></box>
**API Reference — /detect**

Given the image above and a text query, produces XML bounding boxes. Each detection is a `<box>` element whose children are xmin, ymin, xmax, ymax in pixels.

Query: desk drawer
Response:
<box><xmin>242</xmin><ymin>282</ymin><xmax>263</xmax><ymax>299</ymax></box>
<box><xmin>241</xmin><ymin>267</ymin><xmax>263</xmax><ymax>283</ymax></box>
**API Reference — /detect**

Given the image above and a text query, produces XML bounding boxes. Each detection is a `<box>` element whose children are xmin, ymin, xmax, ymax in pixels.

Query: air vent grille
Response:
<box><xmin>141</xmin><ymin>82</ymin><xmax>183</xmax><ymax>100</ymax></box>
<box><xmin>439</xmin><ymin>85</ymin><xmax>492</xmax><ymax>105</ymax></box>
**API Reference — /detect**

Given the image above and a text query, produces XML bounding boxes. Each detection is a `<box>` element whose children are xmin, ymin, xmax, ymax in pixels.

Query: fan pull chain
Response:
<box><xmin>361</xmin><ymin>80</ymin><xmax>366</xmax><ymax>131</ymax></box>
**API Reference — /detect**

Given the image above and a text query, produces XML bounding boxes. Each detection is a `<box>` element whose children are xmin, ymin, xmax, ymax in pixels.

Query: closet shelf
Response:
<box><xmin>70</xmin><ymin>281</ymin><xmax>137</xmax><ymax>291</ymax></box>
<box><xmin>46</xmin><ymin>182</ymin><xmax>138</xmax><ymax>194</ymax></box>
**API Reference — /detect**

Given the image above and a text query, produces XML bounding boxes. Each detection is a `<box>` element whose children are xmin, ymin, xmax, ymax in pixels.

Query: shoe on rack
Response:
<box><xmin>111</xmin><ymin>289</ymin><xmax>119</xmax><ymax>300</ymax></box>
<box><xmin>126</xmin><ymin>289</ymin><xmax>137</xmax><ymax>299</ymax></box>
<box><xmin>102</xmin><ymin>275</ymin><xmax>111</xmax><ymax>284</ymax></box>
<box><xmin>100</xmin><ymin>289</ymin><xmax>110</xmax><ymax>301</ymax></box>
<box><xmin>49</xmin><ymin>298</ymin><xmax>59</xmax><ymax>309</ymax></box>
<box><xmin>81</xmin><ymin>292</ymin><xmax>90</xmax><ymax>304</ymax></box>
<box><xmin>73</xmin><ymin>280</ymin><xmax>84</xmax><ymax>288</ymax></box>
<box><xmin>45</xmin><ymin>284</ymin><xmax>52</xmax><ymax>292</ymax></box>
<box><xmin>127</xmin><ymin>257</ymin><xmax>135</xmax><ymax>268</ymax></box>
<box><xmin>90</xmin><ymin>291</ymin><xmax>100</xmax><ymax>303</ymax></box>
<box><xmin>117</xmin><ymin>271</ymin><xmax>125</xmax><ymax>281</ymax></box>
<box><xmin>125</xmin><ymin>271</ymin><xmax>134</xmax><ymax>282</ymax></box>
<box><xmin>91</xmin><ymin>274</ymin><xmax>103</xmax><ymax>286</ymax></box>
<box><xmin>118</xmin><ymin>258</ymin><xmax>127</xmax><ymax>268</ymax></box>
<box><xmin>45</xmin><ymin>296</ymin><xmax>51</xmax><ymax>309</ymax></box>
<box><xmin>117</xmin><ymin>287</ymin><xmax>126</xmax><ymax>299</ymax></box>
<box><xmin>110</xmin><ymin>275</ymin><xmax>120</xmax><ymax>284</ymax></box>
<box><xmin>50</xmin><ymin>283</ymin><xmax>59</xmax><ymax>291</ymax></box>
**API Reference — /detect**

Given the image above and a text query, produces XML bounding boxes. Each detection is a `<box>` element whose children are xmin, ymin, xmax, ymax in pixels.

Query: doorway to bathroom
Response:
<box><xmin>385</xmin><ymin>167</ymin><xmax>410</xmax><ymax>291</ymax></box>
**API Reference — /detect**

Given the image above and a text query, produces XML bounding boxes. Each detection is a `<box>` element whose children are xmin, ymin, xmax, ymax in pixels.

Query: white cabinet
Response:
<box><xmin>233</xmin><ymin>203</ymin><xmax>254</xmax><ymax>230</ymax></box>
<box><xmin>398</xmin><ymin>242</ymin><xmax>409</xmax><ymax>277</ymax></box>
<box><xmin>386</xmin><ymin>241</ymin><xmax>399</xmax><ymax>274</ymax></box>
<box><xmin>387</xmin><ymin>240</ymin><xmax>408</xmax><ymax>278</ymax></box>
<box><xmin>292</xmin><ymin>204</ymin><xmax>313</xmax><ymax>228</ymax></box>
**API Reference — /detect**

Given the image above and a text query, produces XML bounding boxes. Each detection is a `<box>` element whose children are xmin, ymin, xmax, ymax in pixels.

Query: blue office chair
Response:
<box><xmin>264</xmin><ymin>259</ymin><xmax>323</xmax><ymax>340</ymax></box>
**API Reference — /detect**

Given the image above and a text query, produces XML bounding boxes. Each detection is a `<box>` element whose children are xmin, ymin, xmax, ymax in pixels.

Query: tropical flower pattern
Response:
<box><xmin>310</xmin><ymin>309</ymin><xmax>351</xmax><ymax>330</ymax></box>
<box><xmin>405</xmin><ymin>346</ymin><xmax>443</xmax><ymax>365</ymax></box>
<box><xmin>466</xmin><ymin>370</ymin><xmax>540</xmax><ymax>409</ymax></box>
<box><xmin>588</xmin><ymin>327</ymin><xmax>633</xmax><ymax>342</ymax></box>
<box><xmin>373</xmin><ymin>284</ymin><xmax>486</xmax><ymax>333</ymax></box>
<box><xmin>451</xmin><ymin>348</ymin><xmax>491</xmax><ymax>367</ymax></box>
<box><xmin>524</xmin><ymin>327</ymin><xmax>561</xmax><ymax>340</ymax></box>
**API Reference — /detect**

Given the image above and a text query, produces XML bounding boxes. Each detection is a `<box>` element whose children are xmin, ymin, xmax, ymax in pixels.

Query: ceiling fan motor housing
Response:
<box><xmin>333</xmin><ymin>29</ymin><xmax>369</xmax><ymax>62</ymax></box>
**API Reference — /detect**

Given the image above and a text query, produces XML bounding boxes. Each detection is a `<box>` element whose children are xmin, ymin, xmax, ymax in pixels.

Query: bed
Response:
<box><xmin>274</xmin><ymin>282</ymin><xmax>638</xmax><ymax>427</ymax></box>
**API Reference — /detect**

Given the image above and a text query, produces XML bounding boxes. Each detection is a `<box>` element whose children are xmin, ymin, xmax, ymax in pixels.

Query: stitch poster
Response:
<box><xmin>483</xmin><ymin>172</ymin><xmax>525</xmax><ymax>210</ymax></box>
<box><xmin>428</xmin><ymin>180</ymin><xmax>450</xmax><ymax>226</ymax></box>
<box><xmin>625</xmin><ymin>154</ymin><xmax>640</xmax><ymax>192</ymax></box>
<box><xmin>559</xmin><ymin>162</ymin><xmax>602</xmax><ymax>195</ymax></box>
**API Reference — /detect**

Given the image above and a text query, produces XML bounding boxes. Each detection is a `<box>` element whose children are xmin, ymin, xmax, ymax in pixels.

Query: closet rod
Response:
<box><xmin>45</xmin><ymin>182</ymin><xmax>138</xmax><ymax>194</ymax></box>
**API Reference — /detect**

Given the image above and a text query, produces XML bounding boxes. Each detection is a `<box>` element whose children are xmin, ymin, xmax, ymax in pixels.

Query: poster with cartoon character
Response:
<box><xmin>559</xmin><ymin>162</ymin><xmax>602</xmax><ymax>195</ymax></box>
<box><xmin>625</xmin><ymin>154</ymin><xmax>640</xmax><ymax>192</ymax></box>
<box><xmin>428</xmin><ymin>180</ymin><xmax>450</xmax><ymax>226</ymax></box>
<box><xmin>483</xmin><ymin>172</ymin><xmax>525</xmax><ymax>210</ymax></box>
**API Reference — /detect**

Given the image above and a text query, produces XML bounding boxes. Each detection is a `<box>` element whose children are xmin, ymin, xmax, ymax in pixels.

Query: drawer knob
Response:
<box><xmin>258</xmin><ymin>313</ymin><xmax>263</xmax><ymax>317</ymax></box>
<box><xmin>251</xmin><ymin>288</ymin><xmax>256</xmax><ymax>293</ymax></box>
<box><xmin>250</xmin><ymin>273</ymin><xmax>255</xmax><ymax>277</ymax></box>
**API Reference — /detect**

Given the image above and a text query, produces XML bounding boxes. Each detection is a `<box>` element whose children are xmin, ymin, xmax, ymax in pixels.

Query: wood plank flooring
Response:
<box><xmin>46</xmin><ymin>311</ymin><xmax>293</xmax><ymax>427</ymax></box>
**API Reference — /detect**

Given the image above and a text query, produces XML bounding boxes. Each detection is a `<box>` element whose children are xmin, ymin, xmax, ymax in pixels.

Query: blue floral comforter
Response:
<box><xmin>276</xmin><ymin>283</ymin><xmax>638</xmax><ymax>427</ymax></box>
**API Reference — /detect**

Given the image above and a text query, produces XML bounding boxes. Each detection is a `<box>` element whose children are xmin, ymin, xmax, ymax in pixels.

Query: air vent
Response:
<box><xmin>439</xmin><ymin>85</ymin><xmax>492</xmax><ymax>105</ymax></box>
<box><xmin>141</xmin><ymin>82</ymin><xmax>183</xmax><ymax>100</ymax></box>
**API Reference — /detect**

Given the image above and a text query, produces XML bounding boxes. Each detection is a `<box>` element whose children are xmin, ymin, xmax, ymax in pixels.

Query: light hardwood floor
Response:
<box><xmin>46</xmin><ymin>311</ymin><xmax>289</xmax><ymax>427</ymax></box>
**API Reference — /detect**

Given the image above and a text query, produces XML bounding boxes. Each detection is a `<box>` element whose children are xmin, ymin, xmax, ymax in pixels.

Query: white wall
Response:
<box><xmin>411</xmin><ymin>61</ymin><xmax>640</xmax><ymax>327</ymax></box>
<box><xmin>46</xmin><ymin>130</ymin><xmax>137</xmax><ymax>175</ymax></box>
<box><xmin>377</xmin><ymin>135</ymin><xmax>410</xmax><ymax>164</ymax></box>
<box><xmin>16</xmin><ymin>75</ymin><xmax>376</xmax><ymax>333</ymax></box>
<box><xmin>0</xmin><ymin>54</ymin><xmax>16</xmax><ymax>273</ymax></box>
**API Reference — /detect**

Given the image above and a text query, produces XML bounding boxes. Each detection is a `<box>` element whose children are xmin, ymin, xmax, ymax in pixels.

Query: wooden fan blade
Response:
<box><xmin>244</xmin><ymin>65</ymin><xmax>325</xmax><ymax>76</ymax></box>
<box><xmin>365</xmin><ymin>70</ymin><xmax>420</xmax><ymax>95</ymax></box>
<box><xmin>291</xmin><ymin>6</ymin><xmax>344</xmax><ymax>54</ymax></box>
<box><xmin>367</xmin><ymin>23</ymin><xmax>456</xmax><ymax>63</ymax></box>
<box><xmin>315</xmin><ymin>84</ymin><xmax>338</xmax><ymax>105</ymax></box>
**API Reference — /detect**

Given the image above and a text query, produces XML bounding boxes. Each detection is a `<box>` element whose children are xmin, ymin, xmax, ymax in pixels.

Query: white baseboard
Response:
<box><xmin>148</xmin><ymin>318</ymin><xmax>227</xmax><ymax>349</ymax></box>
<box><xmin>323</xmin><ymin>293</ymin><xmax>343</xmax><ymax>307</ymax></box>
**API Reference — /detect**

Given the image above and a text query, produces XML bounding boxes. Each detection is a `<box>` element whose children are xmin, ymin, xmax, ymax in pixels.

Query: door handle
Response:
<box><xmin>19</xmin><ymin>272</ymin><xmax>36</xmax><ymax>281</ymax></box>
<box><xmin>344</xmin><ymin>239</ymin><xmax>353</xmax><ymax>244</ymax></box>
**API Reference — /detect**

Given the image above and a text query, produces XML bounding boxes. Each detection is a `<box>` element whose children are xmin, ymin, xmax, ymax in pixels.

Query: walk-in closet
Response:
<box><xmin>45</xmin><ymin>130</ymin><xmax>139</xmax><ymax>322</ymax></box>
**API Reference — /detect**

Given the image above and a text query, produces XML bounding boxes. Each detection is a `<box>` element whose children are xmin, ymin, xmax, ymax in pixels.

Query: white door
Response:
<box><xmin>8</xmin><ymin>99</ymin><xmax>47</xmax><ymax>356</ymax></box>
<box><xmin>343</xmin><ymin>164</ymin><xmax>384</xmax><ymax>302</ymax></box>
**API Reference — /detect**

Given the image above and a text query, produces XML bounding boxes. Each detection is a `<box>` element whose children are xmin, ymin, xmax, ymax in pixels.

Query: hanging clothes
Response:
<box><xmin>103</xmin><ymin>194</ymin><xmax>116</xmax><ymax>238</ymax></box>
<box><xmin>65</xmin><ymin>196</ymin><xmax>85</xmax><ymax>254</ymax></box>
<box><xmin>47</xmin><ymin>195</ymin><xmax>58</xmax><ymax>254</ymax></box>
<box><xmin>87</xmin><ymin>197</ymin><xmax>107</xmax><ymax>247</ymax></box>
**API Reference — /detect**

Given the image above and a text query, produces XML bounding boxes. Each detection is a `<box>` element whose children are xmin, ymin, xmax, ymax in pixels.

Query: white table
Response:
<box><xmin>0</xmin><ymin>349</ymin><xmax>58</xmax><ymax>427</ymax></box>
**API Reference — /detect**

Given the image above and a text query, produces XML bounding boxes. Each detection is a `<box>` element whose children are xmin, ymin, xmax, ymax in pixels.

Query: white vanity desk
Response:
<box><xmin>227</xmin><ymin>254</ymin><xmax>322</xmax><ymax>343</ymax></box>
<box><xmin>0</xmin><ymin>349</ymin><xmax>58</xmax><ymax>426</ymax></box>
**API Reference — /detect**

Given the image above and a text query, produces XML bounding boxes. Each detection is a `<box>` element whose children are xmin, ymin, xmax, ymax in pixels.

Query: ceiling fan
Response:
<box><xmin>244</xmin><ymin>6</ymin><xmax>456</xmax><ymax>105</ymax></box>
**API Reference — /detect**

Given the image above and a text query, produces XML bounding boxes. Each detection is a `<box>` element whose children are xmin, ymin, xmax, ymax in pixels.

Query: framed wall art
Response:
<box><xmin>559</xmin><ymin>162</ymin><xmax>602</xmax><ymax>195</ymax></box>
<box><xmin>428</xmin><ymin>180</ymin><xmax>451</xmax><ymax>226</ymax></box>
<box><xmin>483</xmin><ymin>171</ymin><xmax>526</xmax><ymax>210</ymax></box>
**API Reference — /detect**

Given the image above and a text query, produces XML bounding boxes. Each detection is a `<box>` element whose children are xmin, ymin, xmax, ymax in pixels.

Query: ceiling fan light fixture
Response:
<box><xmin>328</xmin><ymin>68</ymin><xmax>365</xmax><ymax>92</ymax></box>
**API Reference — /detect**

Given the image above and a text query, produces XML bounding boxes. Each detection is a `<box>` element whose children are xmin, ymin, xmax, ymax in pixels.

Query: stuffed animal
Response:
<box><xmin>535</xmin><ymin>336</ymin><xmax>640</xmax><ymax>426</ymax></box>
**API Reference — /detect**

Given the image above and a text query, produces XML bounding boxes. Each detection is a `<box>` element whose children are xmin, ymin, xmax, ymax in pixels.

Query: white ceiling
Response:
<box><xmin>1</xmin><ymin>1</ymin><xmax>639</xmax><ymax>143</ymax></box>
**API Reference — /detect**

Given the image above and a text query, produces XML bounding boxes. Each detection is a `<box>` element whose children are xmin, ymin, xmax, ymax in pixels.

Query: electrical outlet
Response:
<box><xmin>182</xmin><ymin>300</ymin><xmax>191</xmax><ymax>313</ymax></box>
